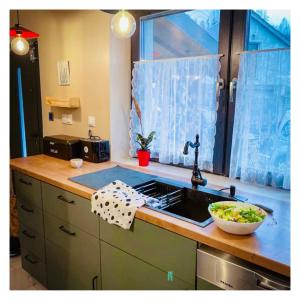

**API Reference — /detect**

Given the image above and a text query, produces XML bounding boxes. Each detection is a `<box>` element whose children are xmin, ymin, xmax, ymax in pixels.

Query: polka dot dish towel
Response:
<box><xmin>91</xmin><ymin>180</ymin><xmax>151</xmax><ymax>229</ymax></box>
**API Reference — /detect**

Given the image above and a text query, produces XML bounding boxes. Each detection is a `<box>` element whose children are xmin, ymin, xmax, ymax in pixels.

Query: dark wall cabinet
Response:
<box><xmin>13</xmin><ymin>171</ymin><xmax>197</xmax><ymax>290</ymax></box>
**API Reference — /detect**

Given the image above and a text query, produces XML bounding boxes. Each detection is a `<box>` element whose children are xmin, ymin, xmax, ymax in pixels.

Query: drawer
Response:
<box><xmin>19</xmin><ymin>223</ymin><xmax>45</xmax><ymax>261</ymax></box>
<box><xmin>21</xmin><ymin>248</ymin><xmax>46</xmax><ymax>286</ymax></box>
<box><xmin>42</xmin><ymin>182</ymin><xmax>99</xmax><ymax>238</ymax></box>
<box><xmin>100</xmin><ymin>218</ymin><xmax>197</xmax><ymax>285</ymax></box>
<box><xmin>101</xmin><ymin>241</ymin><xmax>194</xmax><ymax>290</ymax></box>
<box><xmin>17</xmin><ymin>201</ymin><xmax>44</xmax><ymax>235</ymax></box>
<box><xmin>14</xmin><ymin>171</ymin><xmax>42</xmax><ymax>209</ymax></box>
<box><xmin>44</xmin><ymin>212</ymin><xmax>100</xmax><ymax>274</ymax></box>
<box><xmin>45</xmin><ymin>240</ymin><xmax>101</xmax><ymax>290</ymax></box>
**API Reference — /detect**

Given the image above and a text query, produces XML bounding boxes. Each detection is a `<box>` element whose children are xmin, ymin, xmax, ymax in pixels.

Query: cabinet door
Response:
<box><xmin>101</xmin><ymin>241</ymin><xmax>194</xmax><ymax>290</ymax></box>
<box><xmin>44</xmin><ymin>213</ymin><xmax>101</xmax><ymax>290</ymax></box>
<box><xmin>45</xmin><ymin>240</ymin><xmax>101</xmax><ymax>290</ymax></box>
<box><xmin>100</xmin><ymin>218</ymin><xmax>196</xmax><ymax>285</ymax></box>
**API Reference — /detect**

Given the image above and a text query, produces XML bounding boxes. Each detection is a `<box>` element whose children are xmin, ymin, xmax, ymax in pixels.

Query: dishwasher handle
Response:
<box><xmin>256</xmin><ymin>274</ymin><xmax>290</xmax><ymax>290</ymax></box>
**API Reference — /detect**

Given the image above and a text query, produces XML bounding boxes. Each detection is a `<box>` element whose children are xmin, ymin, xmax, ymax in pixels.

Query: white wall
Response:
<box><xmin>109</xmin><ymin>33</ymin><xmax>131</xmax><ymax>161</ymax></box>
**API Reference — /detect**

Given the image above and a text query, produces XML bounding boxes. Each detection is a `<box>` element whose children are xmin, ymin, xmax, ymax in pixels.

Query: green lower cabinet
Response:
<box><xmin>21</xmin><ymin>248</ymin><xmax>47</xmax><ymax>286</ymax></box>
<box><xmin>19</xmin><ymin>223</ymin><xmax>45</xmax><ymax>262</ymax></box>
<box><xmin>100</xmin><ymin>218</ymin><xmax>197</xmax><ymax>285</ymax></box>
<box><xmin>101</xmin><ymin>241</ymin><xmax>194</xmax><ymax>290</ymax></box>
<box><xmin>42</xmin><ymin>182</ymin><xmax>99</xmax><ymax>238</ymax></box>
<box><xmin>45</xmin><ymin>240</ymin><xmax>101</xmax><ymax>290</ymax></box>
<box><xmin>13</xmin><ymin>172</ymin><xmax>198</xmax><ymax>290</ymax></box>
<box><xmin>44</xmin><ymin>212</ymin><xmax>101</xmax><ymax>290</ymax></box>
<box><xmin>14</xmin><ymin>171</ymin><xmax>42</xmax><ymax>209</ymax></box>
<box><xmin>17</xmin><ymin>201</ymin><xmax>44</xmax><ymax>235</ymax></box>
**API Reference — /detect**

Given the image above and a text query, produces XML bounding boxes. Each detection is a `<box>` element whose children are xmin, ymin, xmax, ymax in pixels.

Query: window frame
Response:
<box><xmin>224</xmin><ymin>10</ymin><xmax>249</xmax><ymax>176</ymax></box>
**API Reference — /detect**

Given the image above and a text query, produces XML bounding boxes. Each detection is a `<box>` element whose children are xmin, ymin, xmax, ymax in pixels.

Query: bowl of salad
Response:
<box><xmin>208</xmin><ymin>201</ymin><xmax>267</xmax><ymax>235</ymax></box>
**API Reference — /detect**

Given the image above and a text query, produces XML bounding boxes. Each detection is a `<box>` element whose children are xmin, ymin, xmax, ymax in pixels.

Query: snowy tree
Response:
<box><xmin>277</xmin><ymin>17</ymin><xmax>290</xmax><ymax>39</ymax></box>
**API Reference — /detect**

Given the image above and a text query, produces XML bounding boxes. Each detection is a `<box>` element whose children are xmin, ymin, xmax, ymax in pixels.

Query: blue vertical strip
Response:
<box><xmin>17</xmin><ymin>67</ymin><xmax>27</xmax><ymax>157</ymax></box>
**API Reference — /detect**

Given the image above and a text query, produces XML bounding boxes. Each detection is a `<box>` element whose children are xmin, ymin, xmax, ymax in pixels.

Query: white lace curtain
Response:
<box><xmin>230</xmin><ymin>49</ymin><xmax>290</xmax><ymax>189</ymax></box>
<box><xmin>130</xmin><ymin>55</ymin><xmax>221</xmax><ymax>171</ymax></box>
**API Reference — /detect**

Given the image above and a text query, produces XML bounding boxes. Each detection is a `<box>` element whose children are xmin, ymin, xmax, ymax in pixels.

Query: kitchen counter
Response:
<box><xmin>10</xmin><ymin>154</ymin><xmax>290</xmax><ymax>277</ymax></box>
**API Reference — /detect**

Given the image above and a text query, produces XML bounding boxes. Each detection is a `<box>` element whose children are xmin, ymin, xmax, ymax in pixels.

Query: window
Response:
<box><xmin>230</xmin><ymin>10</ymin><xmax>290</xmax><ymax>189</ymax></box>
<box><xmin>130</xmin><ymin>10</ymin><xmax>290</xmax><ymax>189</ymax></box>
<box><xmin>140</xmin><ymin>10</ymin><xmax>221</xmax><ymax>60</ymax></box>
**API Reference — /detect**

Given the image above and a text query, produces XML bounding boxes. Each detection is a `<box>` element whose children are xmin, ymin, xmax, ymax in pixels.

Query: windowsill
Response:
<box><xmin>116</xmin><ymin>157</ymin><xmax>290</xmax><ymax>203</ymax></box>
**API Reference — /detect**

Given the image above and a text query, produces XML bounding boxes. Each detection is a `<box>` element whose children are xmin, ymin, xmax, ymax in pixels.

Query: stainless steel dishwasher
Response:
<box><xmin>197</xmin><ymin>244</ymin><xmax>290</xmax><ymax>290</ymax></box>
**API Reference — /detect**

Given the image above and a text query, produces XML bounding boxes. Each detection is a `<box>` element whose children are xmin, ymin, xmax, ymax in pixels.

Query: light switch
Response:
<box><xmin>62</xmin><ymin>113</ymin><xmax>72</xmax><ymax>125</ymax></box>
<box><xmin>88</xmin><ymin>116</ymin><xmax>96</xmax><ymax>127</ymax></box>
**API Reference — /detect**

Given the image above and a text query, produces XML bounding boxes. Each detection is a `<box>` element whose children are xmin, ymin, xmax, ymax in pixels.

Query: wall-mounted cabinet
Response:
<box><xmin>45</xmin><ymin>96</ymin><xmax>80</xmax><ymax>108</ymax></box>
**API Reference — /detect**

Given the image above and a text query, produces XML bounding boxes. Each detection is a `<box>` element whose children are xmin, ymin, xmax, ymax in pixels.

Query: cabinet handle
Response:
<box><xmin>19</xmin><ymin>178</ymin><xmax>32</xmax><ymax>186</ymax></box>
<box><xmin>92</xmin><ymin>275</ymin><xmax>98</xmax><ymax>290</ymax></box>
<box><xmin>59</xmin><ymin>225</ymin><xmax>76</xmax><ymax>236</ymax></box>
<box><xmin>22</xmin><ymin>230</ymin><xmax>35</xmax><ymax>239</ymax></box>
<box><xmin>57</xmin><ymin>195</ymin><xmax>75</xmax><ymax>204</ymax></box>
<box><xmin>21</xmin><ymin>204</ymin><xmax>34</xmax><ymax>213</ymax></box>
<box><xmin>24</xmin><ymin>255</ymin><xmax>38</xmax><ymax>264</ymax></box>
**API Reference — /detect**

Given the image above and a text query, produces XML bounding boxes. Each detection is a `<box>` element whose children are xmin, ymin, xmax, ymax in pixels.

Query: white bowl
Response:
<box><xmin>70</xmin><ymin>158</ymin><xmax>83</xmax><ymax>168</ymax></box>
<box><xmin>208</xmin><ymin>201</ymin><xmax>267</xmax><ymax>235</ymax></box>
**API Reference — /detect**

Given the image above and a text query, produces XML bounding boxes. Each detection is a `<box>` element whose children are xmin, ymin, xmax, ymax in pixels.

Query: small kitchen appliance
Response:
<box><xmin>80</xmin><ymin>137</ymin><xmax>110</xmax><ymax>163</ymax></box>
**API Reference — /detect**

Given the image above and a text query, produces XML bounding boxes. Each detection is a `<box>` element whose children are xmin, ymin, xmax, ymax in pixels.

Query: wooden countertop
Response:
<box><xmin>10</xmin><ymin>155</ymin><xmax>290</xmax><ymax>277</ymax></box>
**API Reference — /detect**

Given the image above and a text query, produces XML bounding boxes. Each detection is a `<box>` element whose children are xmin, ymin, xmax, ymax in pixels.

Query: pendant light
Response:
<box><xmin>10</xmin><ymin>11</ymin><xmax>39</xmax><ymax>55</ymax></box>
<box><xmin>111</xmin><ymin>10</ymin><xmax>136</xmax><ymax>39</ymax></box>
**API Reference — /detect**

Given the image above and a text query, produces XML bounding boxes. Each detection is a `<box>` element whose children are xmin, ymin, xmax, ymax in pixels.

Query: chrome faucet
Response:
<box><xmin>183</xmin><ymin>134</ymin><xmax>207</xmax><ymax>189</ymax></box>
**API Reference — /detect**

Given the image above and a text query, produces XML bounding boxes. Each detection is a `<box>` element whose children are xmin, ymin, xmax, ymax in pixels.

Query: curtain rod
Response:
<box><xmin>134</xmin><ymin>53</ymin><xmax>224</xmax><ymax>64</ymax></box>
<box><xmin>235</xmin><ymin>48</ymin><xmax>290</xmax><ymax>55</ymax></box>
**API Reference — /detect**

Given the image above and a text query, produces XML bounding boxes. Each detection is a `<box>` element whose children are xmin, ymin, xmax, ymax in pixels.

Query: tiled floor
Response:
<box><xmin>10</xmin><ymin>256</ymin><xmax>46</xmax><ymax>290</ymax></box>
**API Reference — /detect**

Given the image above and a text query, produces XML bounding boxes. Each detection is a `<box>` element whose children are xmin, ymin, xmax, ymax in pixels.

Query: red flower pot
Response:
<box><xmin>137</xmin><ymin>150</ymin><xmax>150</xmax><ymax>167</ymax></box>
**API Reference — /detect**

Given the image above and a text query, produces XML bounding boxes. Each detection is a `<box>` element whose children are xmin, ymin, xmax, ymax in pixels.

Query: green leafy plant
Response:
<box><xmin>136</xmin><ymin>131</ymin><xmax>156</xmax><ymax>151</ymax></box>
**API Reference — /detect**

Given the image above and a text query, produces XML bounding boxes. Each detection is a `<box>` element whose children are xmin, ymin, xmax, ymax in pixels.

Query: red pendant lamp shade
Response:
<box><xmin>10</xmin><ymin>24</ymin><xmax>39</xmax><ymax>39</ymax></box>
<box><xmin>10</xmin><ymin>11</ymin><xmax>39</xmax><ymax>39</ymax></box>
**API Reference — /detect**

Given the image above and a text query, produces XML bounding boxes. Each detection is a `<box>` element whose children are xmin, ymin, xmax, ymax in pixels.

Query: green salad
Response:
<box><xmin>209</xmin><ymin>203</ymin><xmax>266</xmax><ymax>223</ymax></box>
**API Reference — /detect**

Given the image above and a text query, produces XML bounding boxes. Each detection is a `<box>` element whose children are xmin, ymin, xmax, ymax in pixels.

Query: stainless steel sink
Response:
<box><xmin>134</xmin><ymin>180</ymin><xmax>236</xmax><ymax>227</ymax></box>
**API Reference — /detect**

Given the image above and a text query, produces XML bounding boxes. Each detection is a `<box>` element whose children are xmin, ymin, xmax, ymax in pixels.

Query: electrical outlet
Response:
<box><xmin>49</xmin><ymin>112</ymin><xmax>54</xmax><ymax>121</ymax></box>
<box><xmin>88</xmin><ymin>116</ymin><xmax>96</xmax><ymax>127</ymax></box>
<box><xmin>62</xmin><ymin>113</ymin><xmax>72</xmax><ymax>125</ymax></box>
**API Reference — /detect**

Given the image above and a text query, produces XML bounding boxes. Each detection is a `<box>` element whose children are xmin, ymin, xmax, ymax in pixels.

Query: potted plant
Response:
<box><xmin>136</xmin><ymin>131</ymin><xmax>156</xmax><ymax>166</ymax></box>
<box><xmin>132</xmin><ymin>96</ymin><xmax>155</xmax><ymax>167</ymax></box>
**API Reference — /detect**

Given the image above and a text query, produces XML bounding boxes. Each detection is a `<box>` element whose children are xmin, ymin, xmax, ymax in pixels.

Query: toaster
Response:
<box><xmin>80</xmin><ymin>138</ymin><xmax>110</xmax><ymax>163</ymax></box>
<box><xmin>43</xmin><ymin>135</ymin><xmax>82</xmax><ymax>160</ymax></box>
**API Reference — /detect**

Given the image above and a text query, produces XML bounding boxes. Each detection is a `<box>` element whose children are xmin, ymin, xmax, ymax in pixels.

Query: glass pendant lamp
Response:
<box><xmin>111</xmin><ymin>10</ymin><xmax>136</xmax><ymax>39</ymax></box>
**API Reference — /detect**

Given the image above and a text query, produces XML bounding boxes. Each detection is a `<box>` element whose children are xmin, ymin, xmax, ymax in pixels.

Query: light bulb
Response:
<box><xmin>11</xmin><ymin>35</ymin><xmax>29</xmax><ymax>55</ymax></box>
<box><xmin>111</xmin><ymin>10</ymin><xmax>136</xmax><ymax>39</ymax></box>
<box><xmin>119</xmin><ymin>16</ymin><xmax>129</xmax><ymax>32</ymax></box>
